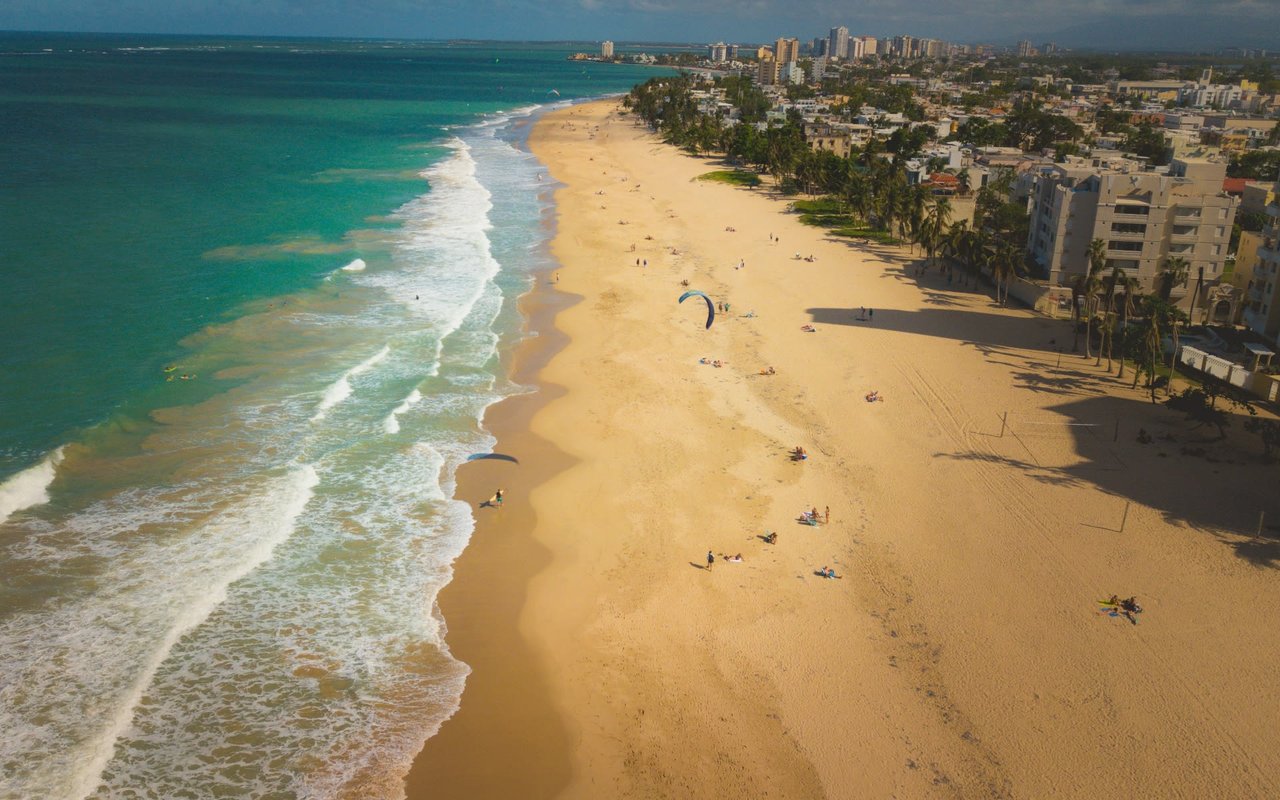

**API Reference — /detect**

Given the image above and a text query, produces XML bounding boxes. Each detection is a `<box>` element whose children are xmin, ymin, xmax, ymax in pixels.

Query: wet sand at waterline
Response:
<box><xmin>409</xmin><ymin>99</ymin><xmax>1280</xmax><ymax>799</ymax></box>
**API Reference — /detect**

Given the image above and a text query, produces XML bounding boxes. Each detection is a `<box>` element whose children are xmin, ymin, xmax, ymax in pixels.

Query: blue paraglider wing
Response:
<box><xmin>678</xmin><ymin>290</ymin><xmax>715</xmax><ymax>329</ymax></box>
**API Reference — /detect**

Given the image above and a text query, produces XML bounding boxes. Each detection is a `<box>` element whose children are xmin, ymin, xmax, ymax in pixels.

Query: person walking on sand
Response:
<box><xmin>492</xmin><ymin>489</ymin><xmax>504</xmax><ymax>507</ymax></box>
<box><xmin>869</xmin><ymin>308</ymin><xmax>874</xmax><ymax>322</ymax></box>
<box><xmin>825</xmin><ymin>506</ymin><xmax>830</xmax><ymax>524</ymax></box>
<box><xmin>706</xmin><ymin>550</ymin><xmax>715</xmax><ymax>571</ymax></box>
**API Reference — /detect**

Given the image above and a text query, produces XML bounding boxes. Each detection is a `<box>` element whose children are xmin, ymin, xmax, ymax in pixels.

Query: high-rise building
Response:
<box><xmin>1016</xmin><ymin>40</ymin><xmax>1034</xmax><ymax>57</ymax></box>
<box><xmin>855</xmin><ymin>36</ymin><xmax>877</xmax><ymax>57</ymax></box>
<box><xmin>727</xmin><ymin>44</ymin><xmax>739</xmax><ymax>59</ymax></box>
<box><xmin>774</xmin><ymin>37</ymin><xmax>800</xmax><ymax>66</ymax></box>
<box><xmin>811</xmin><ymin>38</ymin><xmax>828</xmax><ymax>57</ymax></box>
<box><xmin>708</xmin><ymin>42</ymin><xmax>728</xmax><ymax>63</ymax></box>
<box><xmin>1026</xmin><ymin>157</ymin><xmax>1239</xmax><ymax>294</ymax></box>
<box><xmin>1244</xmin><ymin>180</ymin><xmax>1280</xmax><ymax>342</ymax></box>
<box><xmin>828</xmin><ymin>26</ymin><xmax>849</xmax><ymax>60</ymax></box>
<box><xmin>601</xmin><ymin>41</ymin><xmax>614</xmax><ymax>58</ymax></box>
<box><xmin>891</xmin><ymin>35</ymin><xmax>913</xmax><ymax>58</ymax></box>
<box><xmin>757</xmin><ymin>56</ymin><xmax>778</xmax><ymax>85</ymax></box>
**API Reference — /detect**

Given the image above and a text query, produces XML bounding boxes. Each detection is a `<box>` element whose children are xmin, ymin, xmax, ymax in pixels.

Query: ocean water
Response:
<box><xmin>0</xmin><ymin>34</ymin><xmax>665</xmax><ymax>799</ymax></box>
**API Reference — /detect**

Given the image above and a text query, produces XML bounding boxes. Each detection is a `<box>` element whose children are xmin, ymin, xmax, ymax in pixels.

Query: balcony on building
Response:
<box><xmin>1173</xmin><ymin>206</ymin><xmax>1203</xmax><ymax>221</ymax></box>
<box><xmin>1109</xmin><ymin>221</ymin><xmax>1148</xmax><ymax>238</ymax></box>
<box><xmin>1114</xmin><ymin>203</ymin><xmax>1150</xmax><ymax>216</ymax></box>
<box><xmin>1171</xmin><ymin>224</ymin><xmax>1199</xmax><ymax>241</ymax></box>
<box><xmin>1107</xmin><ymin>240</ymin><xmax>1144</xmax><ymax>255</ymax></box>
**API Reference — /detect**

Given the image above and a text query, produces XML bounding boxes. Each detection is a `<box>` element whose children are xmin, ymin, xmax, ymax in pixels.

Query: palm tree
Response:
<box><xmin>1136</xmin><ymin>299</ymin><xmax>1163</xmax><ymax>401</ymax></box>
<box><xmin>989</xmin><ymin>240</ymin><xmax>1022</xmax><ymax>305</ymax></box>
<box><xmin>1158</xmin><ymin>255</ymin><xmax>1190</xmax><ymax>302</ymax></box>
<box><xmin>920</xmin><ymin>195</ymin><xmax>952</xmax><ymax>271</ymax></box>
<box><xmin>1114</xmin><ymin>273</ymin><xmax>1142</xmax><ymax>381</ymax></box>
<box><xmin>1077</xmin><ymin>238</ymin><xmax>1108</xmax><ymax>360</ymax></box>
<box><xmin>943</xmin><ymin>219</ymin><xmax>971</xmax><ymax>278</ymax></box>
<box><xmin>1097</xmin><ymin>264</ymin><xmax>1125</xmax><ymax>370</ymax></box>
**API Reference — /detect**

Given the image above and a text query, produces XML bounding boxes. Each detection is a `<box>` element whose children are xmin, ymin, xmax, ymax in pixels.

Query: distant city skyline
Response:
<box><xmin>1</xmin><ymin>0</ymin><xmax>1278</xmax><ymax>52</ymax></box>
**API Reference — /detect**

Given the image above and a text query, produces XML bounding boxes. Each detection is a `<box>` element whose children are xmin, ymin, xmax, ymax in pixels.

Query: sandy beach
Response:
<box><xmin>409</xmin><ymin>98</ymin><xmax>1280</xmax><ymax>799</ymax></box>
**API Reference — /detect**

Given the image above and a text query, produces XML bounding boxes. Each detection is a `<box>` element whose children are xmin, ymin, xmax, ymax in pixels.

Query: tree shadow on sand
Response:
<box><xmin>940</xmin><ymin>393</ymin><xmax>1280</xmax><ymax>568</ymax></box>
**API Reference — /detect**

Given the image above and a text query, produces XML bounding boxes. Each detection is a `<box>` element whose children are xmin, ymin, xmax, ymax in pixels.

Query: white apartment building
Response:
<box><xmin>708</xmin><ymin>42</ymin><xmax>728</xmax><ymax>63</ymax></box>
<box><xmin>1026</xmin><ymin>156</ymin><xmax>1238</xmax><ymax>296</ymax></box>
<box><xmin>601</xmin><ymin>41</ymin><xmax>614</xmax><ymax>58</ymax></box>
<box><xmin>854</xmin><ymin>36</ymin><xmax>877</xmax><ymax>57</ymax></box>
<box><xmin>828</xmin><ymin>26</ymin><xmax>849</xmax><ymax>60</ymax></box>
<box><xmin>1243</xmin><ymin>182</ymin><xmax>1280</xmax><ymax>344</ymax></box>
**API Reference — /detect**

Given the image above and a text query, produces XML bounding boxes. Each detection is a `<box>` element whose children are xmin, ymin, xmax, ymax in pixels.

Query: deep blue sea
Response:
<box><xmin>0</xmin><ymin>32</ymin><xmax>666</xmax><ymax>798</ymax></box>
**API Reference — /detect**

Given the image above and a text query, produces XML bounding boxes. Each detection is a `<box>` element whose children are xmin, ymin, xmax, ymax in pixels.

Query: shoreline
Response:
<box><xmin>403</xmin><ymin>140</ymin><xmax>580</xmax><ymax>798</ymax></box>
<box><xmin>407</xmin><ymin>98</ymin><xmax>1280</xmax><ymax>799</ymax></box>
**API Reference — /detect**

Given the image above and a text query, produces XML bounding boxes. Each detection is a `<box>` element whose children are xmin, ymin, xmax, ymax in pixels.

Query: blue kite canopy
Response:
<box><xmin>466</xmin><ymin>453</ymin><xmax>519</xmax><ymax>465</ymax></box>
<box><xmin>678</xmin><ymin>290</ymin><xmax>715</xmax><ymax>329</ymax></box>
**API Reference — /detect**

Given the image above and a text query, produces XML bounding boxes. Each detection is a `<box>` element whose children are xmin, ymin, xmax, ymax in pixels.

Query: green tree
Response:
<box><xmin>1159</xmin><ymin>255</ymin><xmax>1189</xmax><ymax>302</ymax></box>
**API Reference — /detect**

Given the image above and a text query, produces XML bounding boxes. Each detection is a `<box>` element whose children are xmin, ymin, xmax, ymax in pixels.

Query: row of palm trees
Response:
<box><xmin>1066</xmin><ymin>241</ymin><xmax>1191</xmax><ymax>397</ymax></box>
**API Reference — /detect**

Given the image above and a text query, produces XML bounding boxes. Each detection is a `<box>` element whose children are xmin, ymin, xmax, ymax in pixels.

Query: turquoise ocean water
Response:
<box><xmin>0</xmin><ymin>33</ymin><xmax>666</xmax><ymax>798</ymax></box>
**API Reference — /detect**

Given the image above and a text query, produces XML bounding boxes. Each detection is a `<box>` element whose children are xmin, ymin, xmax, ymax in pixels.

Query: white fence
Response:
<box><xmin>1179</xmin><ymin>346</ymin><xmax>1280</xmax><ymax>402</ymax></box>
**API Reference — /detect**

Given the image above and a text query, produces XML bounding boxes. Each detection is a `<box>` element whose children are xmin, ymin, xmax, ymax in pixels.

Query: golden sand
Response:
<box><xmin>409</xmin><ymin>99</ymin><xmax>1280</xmax><ymax>799</ymax></box>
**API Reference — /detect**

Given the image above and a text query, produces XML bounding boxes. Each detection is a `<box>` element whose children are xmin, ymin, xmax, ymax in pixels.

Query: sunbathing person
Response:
<box><xmin>763</xmin><ymin>531</ymin><xmax>777</xmax><ymax>544</ymax></box>
<box><xmin>759</xmin><ymin>366</ymin><xmax>776</xmax><ymax>375</ymax></box>
<box><xmin>800</xmin><ymin>324</ymin><xmax>816</xmax><ymax>332</ymax></box>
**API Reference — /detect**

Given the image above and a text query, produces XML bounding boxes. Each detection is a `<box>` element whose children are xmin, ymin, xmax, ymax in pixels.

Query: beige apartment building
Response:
<box><xmin>1026</xmin><ymin>156</ymin><xmax>1238</xmax><ymax>298</ymax></box>
<box><xmin>1243</xmin><ymin>184</ymin><xmax>1280</xmax><ymax>344</ymax></box>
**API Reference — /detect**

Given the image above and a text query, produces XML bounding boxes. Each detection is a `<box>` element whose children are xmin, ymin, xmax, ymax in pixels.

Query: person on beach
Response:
<box><xmin>869</xmin><ymin>308</ymin><xmax>874</xmax><ymax>321</ymax></box>
<box><xmin>825</xmin><ymin>506</ymin><xmax>830</xmax><ymax>524</ymax></box>
<box><xmin>706</xmin><ymin>550</ymin><xmax>715</xmax><ymax>570</ymax></box>
<box><xmin>764</xmin><ymin>531</ymin><xmax>777</xmax><ymax>544</ymax></box>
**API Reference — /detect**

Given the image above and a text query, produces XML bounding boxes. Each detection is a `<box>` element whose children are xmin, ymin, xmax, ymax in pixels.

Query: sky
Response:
<box><xmin>1</xmin><ymin>0</ymin><xmax>1278</xmax><ymax>50</ymax></box>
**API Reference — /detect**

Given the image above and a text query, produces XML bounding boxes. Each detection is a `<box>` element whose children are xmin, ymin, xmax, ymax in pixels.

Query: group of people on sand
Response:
<box><xmin>698</xmin><ymin>357</ymin><xmax>725</xmax><ymax>368</ymax></box>
<box><xmin>1102</xmin><ymin>595</ymin><xmax>1143</xmax><ymax>624</ymax></box>
<box><xmin>705</xmin><ymin>550</ymin><xmax>743</xmax><ymax>569</ymax></box>
<box><xmin>791</xmin><ymin>446</ymin><xmax>808</xmax><ymax>461</ymax></box>
<box><xmin>865</xmin><ymin>390</ymin><xmax>883</xmax><ymax>403</ymax></box>
<box><xmin>800</xmin><ymin>324</ymin><xmax>816</xmax><ymax>333</ymax></box>
<box><xmin>798</xmin><ymin>506</ymin><xmax>830</xmax><ymax>526</ymax></box>
<box><xmin>792</xmin><ymin>252</ymin><xmax>817</xmax><ymax>262</ymax></box>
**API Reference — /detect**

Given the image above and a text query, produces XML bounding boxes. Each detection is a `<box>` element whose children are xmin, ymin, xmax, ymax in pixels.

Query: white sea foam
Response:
<box><xmin>310</xmin><ymin>344</ymin><xmax>390</xmax><ymax>422</ymax></box>
<box><xmin>0</xmin><ymin>446</ymin><xmax>64</xmax><ymax>524</ymax></box>
<box><xmin>341</xmin><ymin>258</ymin><xmax>367</xmax><ymax>272</ymax></box>
<box><xmin>0</xmin><ymin>464</ymin><xmax>319</xmax><ymax>799</ymax></box>
<box><xmin>383</xmin><ymin>389</ymin><xmax>422</xmax><ymax>434</ymax></box>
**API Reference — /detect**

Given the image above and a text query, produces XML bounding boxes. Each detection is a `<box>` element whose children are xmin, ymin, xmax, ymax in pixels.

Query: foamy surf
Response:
<box><xmin>384</xmin><ymin>389</ymin><xmax>422</xmax><ymax>434</ymax></box>
<box><xmin>72</xmin><ymin>464</ymin><xmax>320</xmax><ymax>800</ymax></box>
<box><xmin>342</xmin><ymin>258</ymin><xmax>367</xmax><ymax>272</ymax></box>
<box><xmin>0</xmin><ymin>446</ymin><xmax>64</xmax><ymax>525</ymax></box>
<box><xmin>311</xmin><ymin>344</ymin><xmax>391</xmax><ymax>422</ymax></box>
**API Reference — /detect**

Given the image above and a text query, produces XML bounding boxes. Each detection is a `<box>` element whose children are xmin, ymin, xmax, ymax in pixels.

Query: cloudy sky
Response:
<box><xmin>1</xmin><ymin>0</ymin><xmax>1276</xmax><ymax>49</ymax></box>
